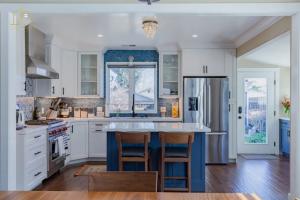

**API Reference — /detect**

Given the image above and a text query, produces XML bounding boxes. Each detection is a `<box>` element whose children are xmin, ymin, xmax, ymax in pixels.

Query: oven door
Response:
<box><xmin>48</xmin><ymin>136</ymin><xmax>66</xmax><ymax>177</ymax></box>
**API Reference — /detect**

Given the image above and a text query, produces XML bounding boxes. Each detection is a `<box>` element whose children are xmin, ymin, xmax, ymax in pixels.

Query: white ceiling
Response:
<box><xmin>242</xmin><ymin>33</ymin><xmax>290</xmax><ymax>67</ymax></box>
<box><xmin>30</xmin><ymin>13</ymin><xmax>271</xmax><ymax>50</ymax></box>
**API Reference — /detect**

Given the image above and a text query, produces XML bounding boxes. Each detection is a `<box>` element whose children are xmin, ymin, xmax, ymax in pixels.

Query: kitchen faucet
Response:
<box><xmin>132</xmin><ymin>93</ymin><xmax>136</xmax><ymax>117</ymax></box>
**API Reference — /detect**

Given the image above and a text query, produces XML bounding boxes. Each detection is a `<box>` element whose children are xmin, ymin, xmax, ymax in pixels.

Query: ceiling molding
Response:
<box><xmin>234</xmin><ymin>16</ymin><xmax>282</xmax><ymax>47</ymax></box>
<box><xmin>1</xmin><ymin>3</ymin><xmax>300</xmax><ymax>16</ymax></box>
<box><xmin>1</xmin><ymin>0</ymin><xmax>300</xmax><ymax>3</ymax></box>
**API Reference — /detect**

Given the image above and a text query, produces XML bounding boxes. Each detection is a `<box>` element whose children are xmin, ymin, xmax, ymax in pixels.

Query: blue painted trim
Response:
<box><xmin>106</xmin><ymin>131</ymin><xmax>206</xmax><ymax>192</ymax></box>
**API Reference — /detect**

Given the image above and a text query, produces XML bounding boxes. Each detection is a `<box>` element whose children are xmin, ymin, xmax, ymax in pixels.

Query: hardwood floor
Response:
<box><xmin>206</xmin><ymin>156</ymin><xmax>290</xmax><ymax>200</ymax></box>
<box><xmin>36</xmin><ymin>156</ymin><xmax>290</xmax><ymax>200</ymax></box>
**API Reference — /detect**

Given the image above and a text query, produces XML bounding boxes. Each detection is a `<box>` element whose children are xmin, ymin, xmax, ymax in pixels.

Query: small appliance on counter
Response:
<box><xmin>88</xmin><ymin>108</ymin><xmax>95</xmax><ymax>118</ymax></box>
<box><xmin>16</xmin><ymin>105</ymin><xmax>26</xmax><ymax>130</ymax></box>
<box><xmin>74</xmin><ymin>107</ymin><xmax>81</xmax><ymax>118</ymax></box>
<box><xmin>80</xmin><ymin>108</ymin><xmax>88</xmax><ymax>118</ymax></box>
<box><xmin>58</xmin><ymin>102</ymin><xmax>70</xmax><ymax>118</ymax></box>
<box><xmin>96</xmin><ymin>107</ymin><xmax>105</xmax><ymax>118</ymax></box>
<box><xmin>160</xmin><ymin>106</ymin><xmax>167</xmax><ymax>117</ymax></box>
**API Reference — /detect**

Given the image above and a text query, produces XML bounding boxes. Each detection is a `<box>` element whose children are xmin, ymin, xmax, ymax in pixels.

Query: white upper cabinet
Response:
<box><xmin>159</xmin><ymin>51</ymin><xmax>180</xmax><ymax>98</ymax></box>
<box><xmin>182</xmin><ymin>49</ymin><xmax>227</xmax><ymax>76</ymax></box>
<box><xmin>78</xmin><ymin>52</ymin><xmax>103</xmax><ymax>97</ymax></box>
<box><xmin>16</xmin><ymin>25</ymin><xmax>26</xmax><ymax>96</ymax></box>
<box><xmin>61</xmin><ymin>50</ymin><xmax>78</xmax><ymax>97</ymax></box>
<box><xmin>46</xmin><ymin>44</ymin><xmax>62</xmax><ymax>97</ymax></box>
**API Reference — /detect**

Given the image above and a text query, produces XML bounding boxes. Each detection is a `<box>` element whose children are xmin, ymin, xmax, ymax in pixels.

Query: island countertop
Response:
<box><xmin>103</xmin><ymin>122</ymin><xmax>211</xmax><ymax>132</ymax></box>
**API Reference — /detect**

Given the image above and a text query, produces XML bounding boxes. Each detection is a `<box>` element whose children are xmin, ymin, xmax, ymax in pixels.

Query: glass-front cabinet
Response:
<box><xmin>78</xmin><ymin>52</ymin><xmax>102</xmax><ymax>96</ymax></box>
<box><xmin>159</xmin><ymin>52</ymin><xmax>180</xmax><ymax>98</ymax></box>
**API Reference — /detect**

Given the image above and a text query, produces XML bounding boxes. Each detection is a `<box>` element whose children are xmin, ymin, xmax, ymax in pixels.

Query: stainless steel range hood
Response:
<box><xmin>25</xmin><ymin>25</ymin><xmax>59</xmax><ymax>79</ymax></box>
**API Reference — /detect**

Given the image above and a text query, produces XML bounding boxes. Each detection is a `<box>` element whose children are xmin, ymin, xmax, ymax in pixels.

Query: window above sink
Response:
<box><xmin>105</xmin><ymin>62</ymin><xmax>158</xmax><ymax>115</ymax></box>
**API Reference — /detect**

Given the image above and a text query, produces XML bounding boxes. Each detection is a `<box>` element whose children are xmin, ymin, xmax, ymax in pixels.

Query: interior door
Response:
<box><xmin>237</xmin><ymin>71</ymin><xmax>276</xmax><ymax>154</ymax></box>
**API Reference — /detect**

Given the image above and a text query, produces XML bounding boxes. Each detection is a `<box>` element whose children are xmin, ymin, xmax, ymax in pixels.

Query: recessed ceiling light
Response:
<box><xmin>97</xmin><ymin>34</ymin><xmax>104</xmax><ymax>38</ymax></box>
<box><xmin>192</xmin><ymin>34</ymin><xmax>198</xmax><ymax>38</ymax></box>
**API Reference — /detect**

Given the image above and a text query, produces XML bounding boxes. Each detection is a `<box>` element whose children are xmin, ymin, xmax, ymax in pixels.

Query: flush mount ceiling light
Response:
<box><xmin>97</xmin><ymin>34</ymin><xmax>104</xmax><ymax>38</ymax></box>
<box><xmin>142</xmin><ymin>19</ymin><xmax>158</xmax><ymax>39</ymax></box>
<box><xmin>138</xmin><ymin>0</ymin><xmax>160</xmax><ymax>5</ymax></box>
<box><xmin>192</xmin><ymin>34</ymin><xmax>198</xmax><ymax>38</ymax></box>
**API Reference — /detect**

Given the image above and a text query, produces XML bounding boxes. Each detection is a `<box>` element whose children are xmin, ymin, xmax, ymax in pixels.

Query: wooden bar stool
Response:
<box><xmin>116</xmin><ymin>132</ymin><xmax>151</xmax><ymax>171</ymax></box>
<box><xmin>159</xmin><ymin>132</ymin><xmax>194</xmax><ymax>192</ymax></box>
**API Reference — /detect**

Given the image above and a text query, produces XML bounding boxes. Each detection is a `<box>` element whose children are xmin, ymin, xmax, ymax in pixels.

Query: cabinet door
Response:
<box><xmin>78</xmin><ymin>53</ymin><xmax>100</xmax><ymax>96</ymax></box>
<box><xmin>159</xmin><ymin>52</ymin><xmax>180</xmax><ymax>98</ymax></box>
<box><xmin>47</xmin><ymin>45</ymin><xmax>62</xmax><ymax>97</ymax></box>
<box><xmin>280</xmin><ymin>120</ymin><xmax>290</xmax><ymax>155</ymax></box>
<box><xmin>201</xmin><ymin>49</ymin><xmax>225</xmax><ymax>76</ymax></box>
<box><xmin>182</xmin><ymin>49</ymin><xmax>225</xmax><ymax>76</ymax></box>
<box><xmin>61</xmin><ymin>50</ymin><xmax>78</xmax><ymax>97</ymax></box>
<box><xmin>70</xmin><ymin>122</ymin><xmax>88</xmax><ymax>160</ymax></box>
<box><xmin>89</xmin><ymin>131</ymin><xmax>107</xmax><ymax>158</ymax></box>
<box><xmin>16</xmin><ymin>25</ymin><xmax>26</xmax><ymax>96</ymax></box>
<box><xmin>88</xmin><ymin>122</ymin><xmax>107</xmax><ymax>158</ymax></box>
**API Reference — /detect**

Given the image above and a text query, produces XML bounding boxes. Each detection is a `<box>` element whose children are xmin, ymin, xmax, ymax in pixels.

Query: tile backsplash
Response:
<box><xmin>17</xmin><ymin>96</ymin><xmax>178</xmax><ymax>119</ymax></box>
<box><xmin>16</xmin><ymin>97</ymin><xmax>35</xmax><ymax>121</ymax></box>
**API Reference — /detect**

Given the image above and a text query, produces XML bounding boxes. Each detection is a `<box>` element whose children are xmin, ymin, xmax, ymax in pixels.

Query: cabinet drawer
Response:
<box><xmin>89</xmin><ymin>122</ymin><xmax>107</xmax><ymax>132</ymax></box>
<box><xmin>25</xmin><ymin>156</ymin><xmax>47</xmax><ymax>188</ymax></box>
<box><xmin>25</xmin><ymin>144</ymin><xmax>46</xmax><ymax>165</ymax></box>
<box><xmin>25</xmin><ymin>132</ymin><xmax>46</xmax><ymax>149</ymax></box>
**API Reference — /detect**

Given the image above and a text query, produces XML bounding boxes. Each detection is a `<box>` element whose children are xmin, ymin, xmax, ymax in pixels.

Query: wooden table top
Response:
<box><xmin>0</xmin><ymin>191</ymin><xmax>261</xmax><ymax>200</ymax></box>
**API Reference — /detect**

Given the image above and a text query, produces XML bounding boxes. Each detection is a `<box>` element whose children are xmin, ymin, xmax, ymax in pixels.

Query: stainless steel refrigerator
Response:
<box><xmin>183</xmin><ymin>77</ymin><xmax>229</xmax><ymax>164</ymax></box>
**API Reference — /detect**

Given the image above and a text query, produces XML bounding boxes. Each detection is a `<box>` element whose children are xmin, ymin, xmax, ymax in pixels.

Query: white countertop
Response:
<box><xmin>61</xmin><ymin>117</ymin><xmax>182</xmax><ymax>123</ymax></box>
<box><xmin>16</xmin><ymin>117</ymin><xmax>182</xmax><ymax>134</ymax></box>
<box><xmin>103</xmin><ymin>122</ymin><xmax>211</xmax><ymax>133</ymax></box>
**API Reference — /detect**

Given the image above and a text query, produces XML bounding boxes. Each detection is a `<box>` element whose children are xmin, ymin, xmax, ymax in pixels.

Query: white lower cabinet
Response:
<box><xmin>70</xmin><ymin>122</ymin><xmax>89</xmax><ymax>161</ymax></box>
<box><xmin>88</xmin><ymin>122</ymin><xmax>107</xmax><ymax>158</ymax></box>
<box><xmin>16</xmin><ymin>128</ymin><xmax>47</xmax><ymax>191</ymax></box>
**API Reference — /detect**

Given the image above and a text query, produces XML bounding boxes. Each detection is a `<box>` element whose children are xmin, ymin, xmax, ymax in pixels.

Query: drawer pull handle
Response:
<box><xmin>34</xmin><ymin>151</ymin><xmax>42</xmax><ymax>156</ymax></box>
<box><xmin>95</xmin><ymin>130</ymin><xmax>102</xmax><ymax>132</ymax></box>
<box><xmin>34</xmin><ymin>172</ymin><xmax>41</xmax><ymax>177</ymax></box>
<box><xmin>95</xmin><ymin>124</ymin><xmax>103</xmax><ymax>126</ymax></box>
<box><xmin>34</xmin><ymin>135</ymin><xmax>41</xmax><ymax>139</ymax></box>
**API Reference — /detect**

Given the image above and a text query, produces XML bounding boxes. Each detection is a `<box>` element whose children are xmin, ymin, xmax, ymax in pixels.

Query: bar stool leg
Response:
<box><xmin>119</xmin><ymin>159</ymin><xmax>123</xmax><ymax>171</ymax></box>
<box><xmin>187</xmin><ymin>160</ymin><xmax>191</xmax><ymax>192</ymax></box>
<box><xmin>160</xmin><ymin>158</ymin><xmax>165</xmax><ymax>192</ymax></box>
<box><xmin>145</xmin><ymin>159</ymin><xmax>148</xmax><ymax>172</ymax></box>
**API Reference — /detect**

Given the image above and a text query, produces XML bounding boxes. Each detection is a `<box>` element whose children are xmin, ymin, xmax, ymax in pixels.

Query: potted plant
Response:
<box><xmin>281</xmin><ymin>97</ymin><xmax>291</xmax><ymax>117</ymax></box>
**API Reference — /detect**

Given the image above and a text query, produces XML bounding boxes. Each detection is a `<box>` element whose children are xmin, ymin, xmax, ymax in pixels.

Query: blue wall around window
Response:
<box><xmin>104</xmin><ymin>50</ymin><xmax>159</xmax><ymax>63</ymax></box>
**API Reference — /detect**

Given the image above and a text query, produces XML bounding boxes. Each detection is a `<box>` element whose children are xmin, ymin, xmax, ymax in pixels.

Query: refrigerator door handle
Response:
<box><xmin>208</xmin><ymin>84</ymin><xmax>212</xmax><ymax>127</ymax></box>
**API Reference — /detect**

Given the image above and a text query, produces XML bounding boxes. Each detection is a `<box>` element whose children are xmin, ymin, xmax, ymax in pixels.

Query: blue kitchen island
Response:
<box><xmin>104</xmin><ymin>122</ymin><xmax>210</xmax><ymax>192</ymax></box>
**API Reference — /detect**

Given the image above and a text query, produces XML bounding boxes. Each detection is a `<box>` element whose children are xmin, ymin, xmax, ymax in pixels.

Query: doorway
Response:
<box><xmin>237</xmin><ymin>69</ymin><xmax>278</xmax><ymax>154</ymax></box>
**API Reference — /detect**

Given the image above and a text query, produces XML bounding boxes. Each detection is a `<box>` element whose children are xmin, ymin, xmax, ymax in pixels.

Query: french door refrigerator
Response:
<box><xmin>183</xmin><ymin>77</ymin><xmax>229</xmax><ymax>164</ymax></box>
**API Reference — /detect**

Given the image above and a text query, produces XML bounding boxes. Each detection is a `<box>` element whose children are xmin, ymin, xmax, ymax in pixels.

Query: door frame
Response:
<box><xmin>237</xmin><ymin>68</ymin><xmax>280</xmax><ymax>155</ymax></box>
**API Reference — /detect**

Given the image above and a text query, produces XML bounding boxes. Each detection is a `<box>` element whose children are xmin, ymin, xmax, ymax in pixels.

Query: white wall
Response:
<box><xmin>0</xmin><ymin>11</ymin><xmax>17</xmax><ymax>190</ymax></box>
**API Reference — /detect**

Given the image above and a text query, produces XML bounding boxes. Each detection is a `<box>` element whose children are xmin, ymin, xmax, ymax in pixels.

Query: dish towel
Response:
<box><xmin>58</xmin><ymin>136</ymin><xmax>65</xmax><ymax>157</ymax></box>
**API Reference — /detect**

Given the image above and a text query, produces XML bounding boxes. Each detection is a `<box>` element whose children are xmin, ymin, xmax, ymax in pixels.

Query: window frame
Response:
<box><xmin>105</xmin><ymin>62</ymin><xmax>158</xmax><ymax>115</ymax></box>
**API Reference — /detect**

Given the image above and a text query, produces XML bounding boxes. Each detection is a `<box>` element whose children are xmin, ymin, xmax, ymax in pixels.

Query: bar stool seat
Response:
<box><xmin>122</xmin><ymin>146</ymin><xmax>151</xmax><ymax>157</ymax></box>
<box><xmin>165</xmin><ymin>146</ymin><xmax>188</xmax><ymax>158</ymax></box>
